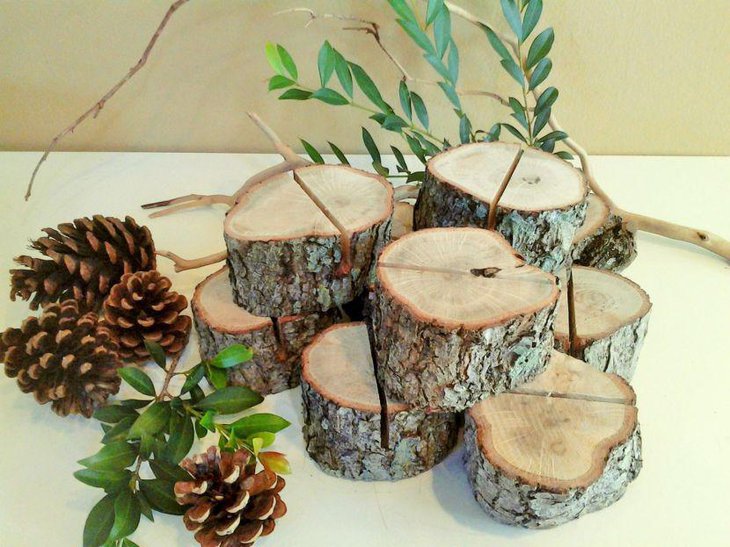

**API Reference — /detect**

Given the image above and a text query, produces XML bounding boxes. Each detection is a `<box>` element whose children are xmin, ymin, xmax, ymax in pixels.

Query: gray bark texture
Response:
<box><xmin>413</xmin><ymin>172</ymin><xmax>587</xmax><ymax>273</ymax></box>
<box><xmin>225</xmin><ymin>217</ymin><xmax>391</xmax><ymax>316</ymax></box>
<box><xmin>572</xmin><ymin>211</ymin><xmax>637</xmax><ymax>271</ymax></box>
<box><xmin>194</xmin><ymin>311</ymin><xmax>335</xmax><ymax>395</ymax></box>
<box><xmin>301</xmin><ymin>380</ymin><xmax>458</xmax><ymax>481</ymax></box>
<box><xmin>554</xmin><ymin>313</ymin><xmax>651</xmax><ymax>382</ymax></box>
<box><xmin>463</xmin><ymin>413</ymin><xmax>643</xmax><ymax>528</ymax></box>
<box><xmin>371</xmin><ymin>290</ymin><xmax>558</xmax><ymax>412</ymax></box>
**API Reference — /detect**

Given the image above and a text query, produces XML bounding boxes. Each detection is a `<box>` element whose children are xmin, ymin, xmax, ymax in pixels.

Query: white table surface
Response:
<box><xmin>0</xmin><ymin>152</ymin><xmax>728</xmax><ymax>547</ymax></box>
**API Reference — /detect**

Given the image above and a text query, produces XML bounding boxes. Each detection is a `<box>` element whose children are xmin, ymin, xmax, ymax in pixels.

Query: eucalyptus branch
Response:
<box><xmin>25</xmin><ymin>0</ymin><xmax>191</xmax><ymax>201</ymax></box>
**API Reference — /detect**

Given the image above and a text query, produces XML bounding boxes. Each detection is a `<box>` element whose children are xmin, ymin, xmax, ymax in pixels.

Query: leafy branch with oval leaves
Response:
<box><xmin>76</xmin><ymin>341</ymin><xmax>291</xmax><ymax>547</ymax></box>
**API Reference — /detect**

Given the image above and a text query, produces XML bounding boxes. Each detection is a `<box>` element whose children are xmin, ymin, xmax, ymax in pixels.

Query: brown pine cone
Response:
<box><xmin>175</xmin><ymin>447</ymin><xmax>287</xmax><ymax>547</ymax></box>
<box><xmin>0</xmin><ymin>300</ymin><xmax>121</xmax><ymax>417</ymax></box>
<box><xmin>103</xmin><ymin>270</ymin><xmax>191</xmax><ymax>362</ymax></box>
<box><xmin>10</xmin><ymin>215</ymin><xmax>156</xmax><ymax>310</ymax></box>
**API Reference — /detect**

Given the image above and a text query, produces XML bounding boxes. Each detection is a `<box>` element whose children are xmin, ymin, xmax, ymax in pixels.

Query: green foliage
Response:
<box><xmin>75</xmin><ymin>343</ymin><xmax>290</xmax><ymax>546</ymax></box>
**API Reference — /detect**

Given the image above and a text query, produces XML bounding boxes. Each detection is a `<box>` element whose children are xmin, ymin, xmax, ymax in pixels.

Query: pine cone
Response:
<box><xmin>10</xmin><ymin>215</ymin><xmax>156</xmax><ymax>310</ymax></box>
<box><xmin>0</xmin><ymin>300</ymin><xmax>121</xmax><ymax>417</ymax></box>
<box><xmin>103</xmin><ymin>270</ymin><xmax>191</xmax><ymax>362</ymax></box>
<box><xmin>175</xmin><ymin>447</ymin><xmax>287</xmax><ymax>547</ymax></box>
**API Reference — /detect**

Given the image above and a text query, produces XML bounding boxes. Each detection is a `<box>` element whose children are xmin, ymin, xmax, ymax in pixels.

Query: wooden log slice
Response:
<box><xmin>301</xmin><ymin>323</ymin><xmax>458</xmax><ymax>481</ymax></box>
<box><xmin>224</xmin><ymin>165</ymin><xmax>393</xmax><ymax>316</ymax></box>
<box><xmin>192</xmin><ymin>268</ymin><xmax>335</xmax><ymax>395</ymax></box>
<box><xmin>414</xmin><ymin>142</ymin><xmax>588</xmax><ymax>272</ymax></box>
<box><xmin>555</xmin><ymin>266</ymin><xmax>651</xmax><ymax>381</ymax></box>
<box><xmin>572</xmin><ymin>194</ymin><xmax>637</xmax><ymax>271</ymax></box>
<box><xmin>391</xmin><ymin>201</ymin><xmax>414</xmax><ymax>240</ymax></box>
<box><xmin>372</xmin><ymin>227</ymin><xmax>560</xmax><ymax>411</ymax></box>
<box><xmin>464</xmin><ymin>351</ymin><xmax>642</xmax><ymax>528</ymax></box>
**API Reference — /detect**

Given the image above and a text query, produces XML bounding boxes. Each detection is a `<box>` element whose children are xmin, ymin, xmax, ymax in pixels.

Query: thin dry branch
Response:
<box><xmin>156</xmin><ymin>249</ymin><xmax>227</xmax><ymax>272</ymax></box>
<box><xmin>25</xmin><ymin>0</ymin><xmax>191</xmax><ymax>201</ymax></box>
<box><xmin>141</xmin><ymin>194</ymin><xmax>234</xmax><ymax>218</ymax></box>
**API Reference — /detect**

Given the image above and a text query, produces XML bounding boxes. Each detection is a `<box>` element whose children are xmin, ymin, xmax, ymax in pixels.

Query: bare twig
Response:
<box><xmin>157</xmin><ymin>249</ymin><xmax>228</xmax><ymax>272</ymax></box>
<box><xmin>487</xmin><ymin>148</ymin><xmax>524</xmax><ymax>230</ymax></box>
<box><xmin>141</xmin><ymin>194</ymin><xmax>235</xmax><ymax>218</ymax></box>
<box><xmin>25</xmin><ymin>0</ymin><xmax>191</xmax><ymax>201</ymax></box>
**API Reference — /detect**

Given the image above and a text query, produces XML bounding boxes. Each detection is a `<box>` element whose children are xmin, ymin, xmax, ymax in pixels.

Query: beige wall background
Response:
<box><xmin>1</xmin><ymin>0</ymin><xmax>729</xmax><ymax>156</ymax></box>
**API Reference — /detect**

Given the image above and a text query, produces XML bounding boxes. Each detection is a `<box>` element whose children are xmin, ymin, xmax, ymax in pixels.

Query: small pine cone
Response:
<box><xmin>103</xmin><ymin>270</ymin><xmax>191</xmax><ymax>362</ymax></box>
<box><xmin>175</xmin><ymin>447</ymin><xmax>287</xmax><ymax>547</ymax></box>
<box><xmin>0</xmin><ymin>300</ymin><xmax>121</xmax><ymax>417</ymax></box>
<box><xmin>10</xmin><ymin>215</ymin><xmax>156</xmax><ymax>310</ymax></box>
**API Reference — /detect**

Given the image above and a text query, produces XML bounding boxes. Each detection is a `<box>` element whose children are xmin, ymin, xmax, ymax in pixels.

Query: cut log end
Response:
<box><xmin>554</xmin><ymin>267</ymin><xmax>652</xmax><ymax>381</ymax></box>
<box><xmin>465</xmin><ymin>351</ymin><xmax>642</xmax><ymax>528</ymax></box>
<box><xmin>391</xmin><ymin>201</ymin><xmax>414</xmax><ymax>240</ymax></box>
<box><xmin>301</xmin><ymin>323</ymin><xmax>458</xmax><ymax>481</ymax></box>
<box><xmin>224</xmin><ymin>164</ymin><xmax>393</xmax><ymax>316</ymax></box>
<box><xmin>373</xmin><ymin>228</ymin><xmax>559</xmax><ymax>411</ymax></box>
<box><xmin>192</xmin><ymin>268</ymin><xmax>335</xmax><ymax>395</ymax></box>
<box><xmin>572</xmin><ymin>194</ymin><xmax>637</xmax><ymax>271</ymax></box>
<box><xmin>415</xmin><ymin>142</ymin><xmax>588</xmax><ymax>273</ymax></box>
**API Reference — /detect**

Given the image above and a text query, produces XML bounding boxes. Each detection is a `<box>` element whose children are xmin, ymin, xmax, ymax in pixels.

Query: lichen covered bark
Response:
<box><xmin>554</xmin><ymin>313</ymin><xmax>650</xmax><ymax>382</ymax></box>
<box><xmin>194</xmin><ymin>311</ymin><xmax>334</xmax><ymax>395</ymax></box>
<box><xmin>225</xmin><ymin>217</ymin><xmax>391</xmax><ymax>316</ymax></box>
<box><xmin>301</xmin><ymin>380</ymin><xmax>458</xmax><ymax>481</ymax></box>
<box><xmin>371</xmin><ymin>290</ymin><xmax>558</xmax><ymax>412</ymax></box>
<box><xmin>573</xmin><ymin>211</ymin><xmax>637</xmax><ymax>271</ymax></box>
<box><xmin>413</xmin><ymin>172</ymin><xmax>587</xmax><ymax>273</ymax></box>
<box><xmin>464</xmin><ymin>414</ymin><xmax>643</xmax><ymax>528</ymax></box>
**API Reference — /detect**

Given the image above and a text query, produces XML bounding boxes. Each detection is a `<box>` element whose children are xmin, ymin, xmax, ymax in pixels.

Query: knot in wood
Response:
<box><xmin>470</xmin><ymin>266</ymin><xmax>502</xmax><ymax>278</ymax></box>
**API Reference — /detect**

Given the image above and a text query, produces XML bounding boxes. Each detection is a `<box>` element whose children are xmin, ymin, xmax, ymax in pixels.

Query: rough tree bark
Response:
<box><xmin>554</xmin><ymin>267</ymin><xmax>652</xmax><ymax>381</ymax></box>
<box><xmin>372</xmin><ymin>227</ymin><xmax>560</xmax><ymax>411</ymax></box>
<box><xmin>224</xmin><ymin>165</ymin><xmax>393</xmax><ymax>316</ymax></box>
<box><xmin>301</xmin><ymin>323</ymin><xmax>458</xmax><ymax>481</ymax></box>
<box><xmin>192</xmin><ymin>268</ymin><xmax>335</xmax><ymax>394</ymax></box>
<box><xmin>464</xmin><ymin>351</ymin><xmax>642</xmax><ymax>528</ymax></box>
<box><xmin>572</xmin><ymin>194</ymin><xmax>637</xmax><ymax>271</ymax></box>
<box><xmin>414</xmin><ymin>142</ymin><xmax>588</xmax><ymax>273</ymax></box>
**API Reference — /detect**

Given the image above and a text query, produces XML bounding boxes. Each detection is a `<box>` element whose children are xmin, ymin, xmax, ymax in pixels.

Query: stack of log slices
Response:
<box><xmin>188</xmin><ymin>143</ymin><xmax>653</xmax><ymax>529</ymax></box>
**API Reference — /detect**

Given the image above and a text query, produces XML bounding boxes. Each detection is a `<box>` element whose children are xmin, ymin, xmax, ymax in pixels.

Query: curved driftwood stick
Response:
<box><xmin>393</xmin><ymin>184</ymin><xmax>420</xmax><ymax>202</ymax></box>
<box><xmin>157</xmin><ymin>249</ymin><xmax>227</xmax><ymax>272</ymax></box>
<box><xmin>141</xmin><ymin>194</ymin><xmax>235</xmax><ymax>218</ymax></box>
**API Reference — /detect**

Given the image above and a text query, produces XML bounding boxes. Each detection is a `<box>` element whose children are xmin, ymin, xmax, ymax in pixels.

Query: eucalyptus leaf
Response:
<box><xmin>229</xmin><ymin>413</ymin><xmax>291</xmax><ymax>437</ymax></box>
<box><xmin>484</xmin><ymin>27</ymin><xmax>512</xmax><ymax>61</ymax></box>
<box><xmin>500</xmin><ymin>0</ymin><xmax>523</xmax><ymax>40</ymax></box>
<box><xmin>372</xmin><ymin>161</ymin><xmax>390</xmax><ymax>177</ymax></box>
<box><xmin>194</xmin><ymin>386</ymin><xmax>264</xmax><ymax>415</ymax></box>
<box><xmin>278</xmin><ymin>89</ymin><xmax>312</xmax><ymax>101</ymax></box>
<box><xmin>537</xmin><ymin>130</ymin><xmax>568</xmax><ymax>143</ymax></box>
<box><xmin>533</xmin><ymin>108</ymin><xmax>551</xmax><ymax>135</ymax></box>
<box><xmin>328</xmin><ymin>141</ymin><xmax>350</xmax><ymax>165</ymax></box>
<box><xmin>391</xmin><ymin>146</ymin><xmax>408</xmax><ymax>172</ymax></box>
<box><xmin>312</xmin><ymin>88</ymin><xmax>350</xmax><ymax>106</ymax></box>
<box><xmin>297</xmin><ymin>139</ymin><xmax>323</xmax><ymax>164</ymax></box>
<box><xmin>529</xmin><ymin>57</ymin><xmax>552</xmax><ymax>90</ymax></box>
<box><xmin>78</xmin><ymin>442</ymin><xmax>137</xmax><ymax>471</ymax></box>
<box><xmin>206</xmin><ymin>364</ymin><xmax>228</xmax><ymax>390</ymax></box>
<box><xmin>433</xmin><ymin>7</ymin><xmax>451</xmax><ymax>58</ymax></box>
<box><xmin>349</xmin><ymin>63</ymin><xmax>389</xmax><ymax>111</ymax></box>
<box><xmin>500</xmin><ymin>58</ymin><xmax>525</xmax><ymax>86</ymax></box>
<box><xmin>200</xmin><ymin>409</ymin><xmax>217</xmax><ymax>431</ymax></box>
<box><xmin>438</xmin><ymin>82</ymin><xmax>461</xmax><ymax>109</ymax></box>
<box><xmin>406</xmin><ymin>170</ymin><xmax>426</xmax><ymax>182</ymax></box>
<box><xmin>397</xmin><ymin>18</ymin><xmax>435</xmax><ymax>55</ymax></box>
<box><xmin>264</xmin><ymin>42</ymin><xmax>284</xmax><ymax>75</ymax></box>
<box><xmin>118</xmin><ymin>367</ymin><xmax>155</xmax><ymax>397</ymax></box>
<box><xmin>137</xmin><ymin>491</ymin><xmax>154</xmax><ymax>522</ymax></box>
<box><xmin>333</xmin><ymin>50</ymin><xmax>353</xmax><ymax>97</ymax></box>
<box><xmin>405</xmin><ymin>134</ymin><xmax>427</xmax><ymax>164</ymax></box>
<box><xmin>411</xmin><ymin>93</ymin><xmax>429</xmax><ymax>129</ymax></box>
<box><xmin>189</xmin><ymin>385</ymin><xmax>205</xmax><ymax>404</ymax></box>
<box><xmin>459</xmin><ymin>114</ymin><xmax>472</xmax><ymax>144</ymax></box>
<box><xmin>535</xmin><ymin>86</ymin><xmax>558</xmax><ymax>114</ymax></box>
<box><xmin>268</xmin><ymin>75</ymin><xmax>295</xmax><ymax>91</ymax></box>
<box><xmin>139</xmin><ymin>479</ymin><xmax>187</xmax><ymax>515</ymax></box>
<box><xmin>122</xmin><ymin>539</ymin><xmax>142</xmax><ymax>547</ymax></box>
<box><xmin>109</xmin><ymin>489</ymin><xmax>140</xmax><ymax>541</ymax></box>
<box><xmin>248</xmin><ymin>431</ymin><xmax>276</xmax><ymax>449</ymax></box>
<box><xmin>317</xmin><ymin>41</ymin><xmax>336</xmax><ymax>87</ymax></box>
<box><xmin>555</xmin><ymin>150</ymin><xmax>574</xmax><ymax>160</ymax></box>
<box><xmin>83</xmin><ymin>494</ymin><xmax>116</xmax><ymax>547</ymax></box>
<box><xmin>150</xmin><ymin>460</ymin><xmax>192</xmax><ymax>483</ymax></box>
<box><xmin>541</xmin><ymin>138</ymin><xmax>556</xmax><ymax>152</ymax></box>
<box><xmin>361</xmin><ymin>127</ymin><xmax>381</xmax><ymax>164</ymax></box>
<box><xmin>120</xmin><ymin>399</ymin><xmax>153</xmax><ymax>410</ymax></box>
<box><xmin>526</xmin><ymin>27</ymin><xmax>554</xmax><ymax>69</ymax></box>
<box><xmin>398</xmin><ymin>80</ymin><xmax>412</xmax><ymax>120</ymax></box>
<box><xmin>509</xmin><ymin>97</ymin><xmax>529</xmax><ymax>130</ymax></box>
<box><xmin>387</xmin><ymin>0</ymin><xmax>418</xmax><ymax>23</ymax></box>
<box><xmin>143</xmin><ymin>340</ymin><xmax>167</xmax><ymax>369</ymax></box>
<box><xmin>501</xmin><ymin>122</ymin><xmax>528</xmax><ymax>143</ymax></box>
<box><xmin>102</xmin><ymin>416</ymin><xmax>136</xmax><ymax>445</ymax></box>
<box><xmin>447</xmin><ymin>40</ymin><xmax>459</xmax><ymax>83</ymax></box>
<box><xmin>277</xmin><ymin>45</ymin><xmax>298</xmax><ymax>79</ymax></box>
<box><xmin>382</xmin><ymin>114</ymin><xmax>408</xmax><ymax>132</ymax></box>
<box><xmin>521</xmin><ymin>0</ymin><xmax>543</xmax><ymax>41</ymax></box>
<box><xmin>426</xmin><ymin>0</ymin><xmax>445</xmax><ymax>25</ymax></box>
<box><xmin>424</xmin><ymin>53</ymin><xmax>452</xmax><ymax>83</ymax></box>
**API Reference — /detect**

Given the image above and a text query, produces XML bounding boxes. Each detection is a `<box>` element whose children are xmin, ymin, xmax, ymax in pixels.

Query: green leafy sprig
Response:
<box><xmin>76</xmin><ymin>341</ymin><xmax>291</xmax><ymax>547</ymax></box>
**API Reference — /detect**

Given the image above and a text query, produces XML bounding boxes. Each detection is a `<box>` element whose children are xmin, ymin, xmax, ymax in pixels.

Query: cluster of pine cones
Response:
<box><xmin>1</xmin><ymin>215</ymin><xmax>191</xmax><ymax>417</ymax></box>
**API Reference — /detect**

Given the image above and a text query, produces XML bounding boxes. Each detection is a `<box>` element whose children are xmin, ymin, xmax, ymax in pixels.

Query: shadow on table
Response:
<box><xmin>430</xmin><ymin>444</ymin><xmax>535</xmax><ymax>540</ymax></box>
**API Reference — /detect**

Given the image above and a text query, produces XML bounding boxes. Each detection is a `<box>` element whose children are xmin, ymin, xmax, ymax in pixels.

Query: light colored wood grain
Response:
<box><xmin>573</xmin><ymin>193</ymin><xmax>610</xmax><ymax>243</ymax></box>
